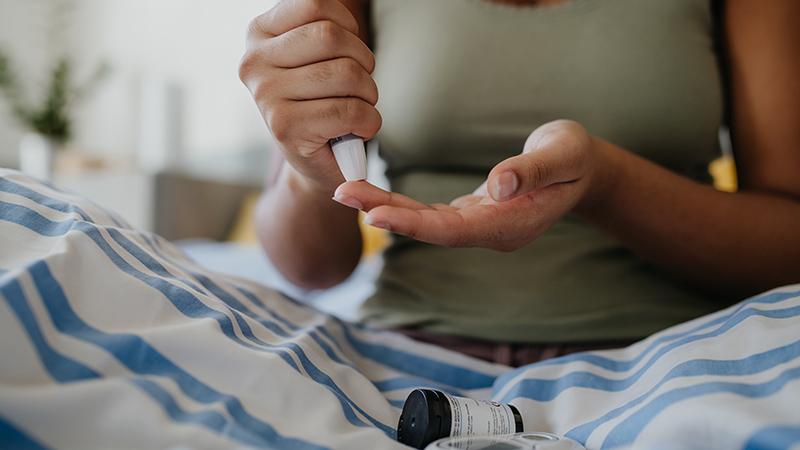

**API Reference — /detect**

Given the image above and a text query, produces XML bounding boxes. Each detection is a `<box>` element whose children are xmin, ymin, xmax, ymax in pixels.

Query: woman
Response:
<box><xmin>239</xmin><ymin>0</ymin><xmax>800</xmax><ymax>366</ymax></box>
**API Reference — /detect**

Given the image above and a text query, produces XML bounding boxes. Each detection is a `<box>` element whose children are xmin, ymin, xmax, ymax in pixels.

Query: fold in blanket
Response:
<box><xmin>1</xmin><ymin>169</ymin><xmax>798</xmax><ymax>450</ymax></box>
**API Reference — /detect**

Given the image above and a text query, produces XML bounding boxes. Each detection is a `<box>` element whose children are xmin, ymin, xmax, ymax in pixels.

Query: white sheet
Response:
<box><xmin>1</xmin><ymin>168</ymin><xmax>798</xmax><ymax>450</ymax></box>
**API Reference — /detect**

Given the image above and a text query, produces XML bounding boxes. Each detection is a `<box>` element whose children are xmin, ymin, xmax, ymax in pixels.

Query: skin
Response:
<box><xmin>240</xmin><ymin>0</ymin><xmax>800</xmax><ymax>296</ymax></box>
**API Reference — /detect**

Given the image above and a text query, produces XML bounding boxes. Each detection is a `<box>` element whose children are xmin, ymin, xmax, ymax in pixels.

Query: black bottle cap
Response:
<box><xmin>396</xmin><ymin>389</ymin><xmax>452</xmax><ymax>449</ymax></box>
<box><xmin>509</xmin><ymin>404</ymin><xmax>524</xmax><ymax>434</ymax></box>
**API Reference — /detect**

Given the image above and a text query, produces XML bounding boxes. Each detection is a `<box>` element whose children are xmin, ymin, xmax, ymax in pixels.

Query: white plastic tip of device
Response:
<box><xmin>330</xmin><ymin>134</ymin><xmax>367</xmax><ymax>181</ymax></box>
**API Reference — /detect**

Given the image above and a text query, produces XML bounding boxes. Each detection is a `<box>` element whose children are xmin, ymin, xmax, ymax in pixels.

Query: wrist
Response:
<box><xmin>276</xmin><ymin>164</ymin><xmax>362</xmax><ymax>220</ymax></box>
<box><xmin>575</xmin><ymin>136</ymin><xmax>624</xmax><ymax>217</ymax></box>
<box><xmin>281</xmin><ymin>164</ymin><xmax>337</xmax><ymax>199</ymax></box>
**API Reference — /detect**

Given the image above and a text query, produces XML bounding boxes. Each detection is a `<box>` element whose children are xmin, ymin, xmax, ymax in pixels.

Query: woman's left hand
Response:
<box><xmin>332</xmin><ymin>120</ymin><xmax>610</xmax><ymax>251</ymax></box>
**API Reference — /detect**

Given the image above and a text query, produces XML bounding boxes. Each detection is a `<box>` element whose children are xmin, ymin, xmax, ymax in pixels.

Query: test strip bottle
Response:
<box><xmin>396</xmin><ymin>389</ymin><xmax>524</xmax><ymax>449</ymax></box>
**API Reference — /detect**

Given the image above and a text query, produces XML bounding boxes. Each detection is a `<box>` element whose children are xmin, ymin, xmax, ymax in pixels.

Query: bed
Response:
<box><xmin>1</xmin><ymin>168</ymin><xmax>798</xmax><ymax>450</ymax></box>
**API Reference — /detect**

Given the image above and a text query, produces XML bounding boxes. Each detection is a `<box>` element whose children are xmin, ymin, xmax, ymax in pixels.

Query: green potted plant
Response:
<box><xmin>0</xmin><ymin>51</ymin><xmax>108</xmax><ymax>180</ymax></box>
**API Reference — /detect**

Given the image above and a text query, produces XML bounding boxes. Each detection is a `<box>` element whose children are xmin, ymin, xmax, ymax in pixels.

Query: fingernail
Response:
<box><xmin>492</xmin><ymin>172</ymin><xmax>519</xmax><ymax>201</ymax></box>
<box><xmin>332</xmin><ymin>193</ymin><xmax>363</xmax><ymax>210</ymax></box>
<box><xmin>364</xmin><ymin>215</ymin><xmax>391</xmax><ymax>231</ymax></box>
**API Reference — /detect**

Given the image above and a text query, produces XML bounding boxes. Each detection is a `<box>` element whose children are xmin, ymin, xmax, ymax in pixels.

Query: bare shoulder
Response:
<box><xmin>724</xmin><ymin>0</ymin><xmax>800</xmax><ymax>196</ymax></box>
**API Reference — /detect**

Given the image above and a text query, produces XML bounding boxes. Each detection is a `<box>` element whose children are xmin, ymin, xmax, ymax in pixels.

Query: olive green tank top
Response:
<box><xmin>360</xmin><ymin>0</ymin><xmax>727</xmax><ymax>342</ymax></box>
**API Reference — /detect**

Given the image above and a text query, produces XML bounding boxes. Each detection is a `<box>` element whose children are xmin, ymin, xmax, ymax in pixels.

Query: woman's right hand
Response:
<box><xmin>239</xmin><ymin>0</ymin><xmax>381</xmax><ymax>194</ymax></box>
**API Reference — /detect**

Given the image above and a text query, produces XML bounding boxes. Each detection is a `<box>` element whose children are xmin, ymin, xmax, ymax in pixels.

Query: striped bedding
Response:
<box><xmin>0</xmin><ymin>168</ymin><xmax>798</xmax><ymax>450</ymax></box>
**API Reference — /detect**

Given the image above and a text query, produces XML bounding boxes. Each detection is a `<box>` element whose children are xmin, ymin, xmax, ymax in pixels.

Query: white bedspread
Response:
<box><xmin>1</xmin><ymin>169</ymin><xmax>798</xmax><ymax>450</ymax></box>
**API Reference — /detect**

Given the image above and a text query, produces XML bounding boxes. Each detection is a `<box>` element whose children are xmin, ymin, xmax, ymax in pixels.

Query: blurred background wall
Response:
<box><xmin>0</xmin><ymin>0</ymin><xmax>278</xmax><ymax>179</ymax></box>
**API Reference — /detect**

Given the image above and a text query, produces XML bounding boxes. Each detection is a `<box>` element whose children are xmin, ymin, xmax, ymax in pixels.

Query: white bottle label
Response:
<box><xmin>445</xmin><ymin>394</ymin><xmax>517</xmax><ymax>437</ymax></box>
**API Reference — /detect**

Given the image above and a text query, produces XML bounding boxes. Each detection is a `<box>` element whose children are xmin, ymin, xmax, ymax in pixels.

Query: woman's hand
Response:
<box><xmin>239</xmin><ymin>0</ymin><xmax>382</xmax><ymax>193</ymax></box>
<box><xmin>334</xmin><ymin>120</ymin><xmax>609</xmax><ymax>251</ymax></box>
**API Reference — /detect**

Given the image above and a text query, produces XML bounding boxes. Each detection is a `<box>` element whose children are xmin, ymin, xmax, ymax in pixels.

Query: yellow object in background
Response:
<box><xmin>227</xmin><ymin>194</ymin><xmax>261</xmax><ymax>244</ymax></box>
<box><xmin>359</xmin><ymin>211</ymin><xmax>391</xmax><ymax>256</ymax></box>
<box><xmin>709</xmin><ymin>155</ymin><xmax>738</xmax><ymax>193</ymax></box>
<box><xmin>228</xmin><ymin>193</ymin><xmax>390</xmax><ymax>257</ymax></box>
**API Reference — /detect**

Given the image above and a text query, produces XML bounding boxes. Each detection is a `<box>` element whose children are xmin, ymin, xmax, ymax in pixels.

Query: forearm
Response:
<box><xmin>257</xmin><ymin>164</ymin><xmax>362</xmax><ymax>289</ymax></box>
<box><xmin>580</xmin><ymin>138</ymin><xmax>800</xmax><ymax>297</ymax></box>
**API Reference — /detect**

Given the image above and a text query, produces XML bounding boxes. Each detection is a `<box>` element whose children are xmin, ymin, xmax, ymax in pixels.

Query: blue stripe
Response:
<box><xmin>141</xmin><ymin>249</ymin><xmax>362</xmax><ymax>382</ymax></box>
<box><xmin>308</xmin><ymin>328</ymin><xmax>353</xmax><ymax>366</ymax></box>
<box><xmin>2</xmin><ymin>179</ymin><xmax>499</xmax><ymax>392</ymax></box>
<box><xmin>743</xmin><ymin>425</ymin><xmax>800</xmax><ymax>450</ymax></box>
<box><xmin>0</xmin><ymin>273</ymin><xmax>321</xmax><ymax>449</ymax></box>
<box><xmin>100</xmin><ymin>229</ymin><xmax>393</xmax><ymax>435</ymax></box>
<box><xmin>141</xmin><ymin>234</ymin><xmax>307</xmax><ymax>338</ymax></box>
<box><xmin>0</xmin><ymin>415</ymin><xmax>51</xmax><ymax>450</ymax></box>
<box><xmin>274</xmin><ymin>291</ymin><xmax>499</xmax><ymax>390</ymax></box>
<box><xmin>32</xmin><ymin>205</ymin><xmax>394</xmax><ymax>435</ymax></box>
<box><xmin>1</xmin><ymin>278</ymin><xmax>100</xmax><ymax>382</ymax></box>
<box><xmin>0</xmin><ymin>179</ymin><xmax>93</xmax><ymax>222</ymax></box>
<box><xmin>565</xmin><ymin>339</ymin><xmax>800</xmax><ymax>444</ymax></box>
<box><xmin>372</xmin><ymin>377</ymin><xmax>464</xmax><ymax>396</ymax></box>
<box><xmin>495</xmin><ymin>290</ymin><xmax>798</xmax><ymax>391</ymax></box>
<box><xmin>26</xmin><ymin>261</ymin><xmax>329</xmax><ymax>449</ymax></box>
<box><xmin>0</xmin><ymin>200</ymin><xmax>76</xmax><ymax>236</ymax></box>
<box><xmin>106</xmin><ymin>230</ymin><xmax>227</xmax><ymax>308</ymax></box>
<box><xmin>339</xmin><ymin>324</ymin><xmax>497</xmax><ymax>390</ymax></box>
<box><xmin>0</xmin><ymin>198</ymin><xmax>394</xmax><ymax>433</ymax></box>
<box><xmin>138</xmin><ymin>233</ymin><xmax>302</xmax><ymax>342</ymax></box>
<box><xmin>388</xmin><ymin>399</ymin><xmax>406</xmax><ymax>409</ymax></box>
<box><xmin>600</xmin><ymin>365</ymin><xmax>800</xmax><ymax>449</ymax></box>
<box><xmin>153</xmin><ymin>231</ymin><xmax>497</xmax><ymax>391</ymax></box>
<box><xmin>498</xmin><ymin>303</ymin><xmax>800</xmax><ymax>403</ymax></box>
<box><xmin>8</xmin><ymin>175</ymin><xmax>127</xmax><ymax>228</ymax></box>
<box><xmin>125</xmin><ymin>209</ymin><xmax>494</xmax><ymax>394</ymax></box>
<box><xmin>0</xmin><ymin>199</ymin><xmax>396</xmax><ymax>434</ymax></box>
<box><xmin>181</xmin><ymin>270</ymin><xmax>294</xmax><ymax>340</ymax></box>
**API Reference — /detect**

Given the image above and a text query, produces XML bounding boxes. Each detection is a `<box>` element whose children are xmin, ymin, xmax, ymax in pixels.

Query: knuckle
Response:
<box><xmin>367</xmin><ymin>77</ymin><xmax>379</xmax><ymax>104</ymax></box>
<box><xmin>238</xmin><ymin>53</ymin><xmax>255</xmax><ymax>83</ymax></box>
<box><xmin>341</xmin><ymin>98</ymin><xmax>364</xmax><ymax>121</ymax></box>
<box><xmin>313</xmin><ymin>20</ymin><xmax>341</xmax><ymax>48</ymax></box>
<box><xmin>365</xmin><ymin>51</ymin><xmax>377</xmax><ymax>74</ymax></box>
<box><xmin>320</xmin><ymin>102</ymin><xmax>341</xmax><ymax>121</ymax></box>
<box><xmin>358</xmin><ymin>103</ymin><xmax>381</xmax><ymax>134</ymax></box>
<box><xmin>246</xmin><ymin>6</ymin><xmax>278</xmax><ymax>37</ymax></box>
<box><xmin>252</xmin><ymin>78</ymin><xmax>278</xmax><ymax>104</ymax></box>
<box><xmin>246</xmin><ymin>16</ymin><xmax>265</xmax><ymax>38</ymax></box>
<box><xmin>301</xmin><ymin>0</ymin><xmax>327</xmax><ymax>15</ymax></box>
<box><xmin>238</xmin><ymin>50</ymin><xmax>263</xmax><ymax>83</ymax></box>
<box><xmin>322</xmin><ymin>100</ymin><xmax>354</xmax><ymax>124</ymax></box>
<box><xmin>267</xmin><ymin>107</ymin><xmax>292</xmax><ymax>142</ymax></box>
<box><xmin>335</xmin><ymin>57</ymin><xmax>364</xmax><ymax>84</ymax></box>
<box><xmin>365</xmin><ymin>108</ymin><xmax>383</xmax><ymax>135</ymax></box>
<box><xmin>310</xmin><ymin>61</ymin><xmax>335</xmax><ymax>83</ymax></box>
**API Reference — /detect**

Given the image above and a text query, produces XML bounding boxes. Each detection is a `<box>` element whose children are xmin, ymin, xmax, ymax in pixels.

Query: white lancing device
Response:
<box><xmin>330</xmin><ymin>134</ymin><xmax>367</xmax><ymax>181</ymax></box>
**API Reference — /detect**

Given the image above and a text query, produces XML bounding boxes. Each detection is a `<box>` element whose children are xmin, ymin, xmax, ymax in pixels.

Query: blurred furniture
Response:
<box><xmin>52</xmin><ymin>168</ymin><xmax>260</xmax><ymax>240</ymax></box>
<box><xmin>153</xmin><ymin>171</ymin><xmax>260</xmax><ymax>241</ymax></box>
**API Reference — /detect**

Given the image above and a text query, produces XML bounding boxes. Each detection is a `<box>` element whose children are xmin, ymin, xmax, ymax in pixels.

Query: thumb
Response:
<box><xmin>487</xmin><ymin>124</ymin><xmax>589</xmax><ymax>202</ymax></box>
<box><xmin>487</xmin><ymin>153</ymin><xmax>552</xmax><ymax>202</ymax></box>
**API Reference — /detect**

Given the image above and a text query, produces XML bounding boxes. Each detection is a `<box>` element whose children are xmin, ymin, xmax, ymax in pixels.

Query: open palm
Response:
<box><xmin>333</xmin><ymin>120</ymin><xmax>600</xmax><ymax>251</ymax></box>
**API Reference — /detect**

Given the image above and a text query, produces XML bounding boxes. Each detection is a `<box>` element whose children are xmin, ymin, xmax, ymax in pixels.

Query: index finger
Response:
<box><xmin>365</xmin><ymin>203</ymin><xmax>508</xmax><ymax>247</ymax></box>
<box><xmin>334</xmin><ymin>181</ymin><xmax>431</xmax><ymax>212</ymax></box>
<box><xmin>365</xmin><ymin>206</ymin><xmax>468</xmax><ymax>246</ymax></box>
<box><xmin>251</xmin><ymin>0</ymin><xmax>360</xmax><ymax>37</ymax></box>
